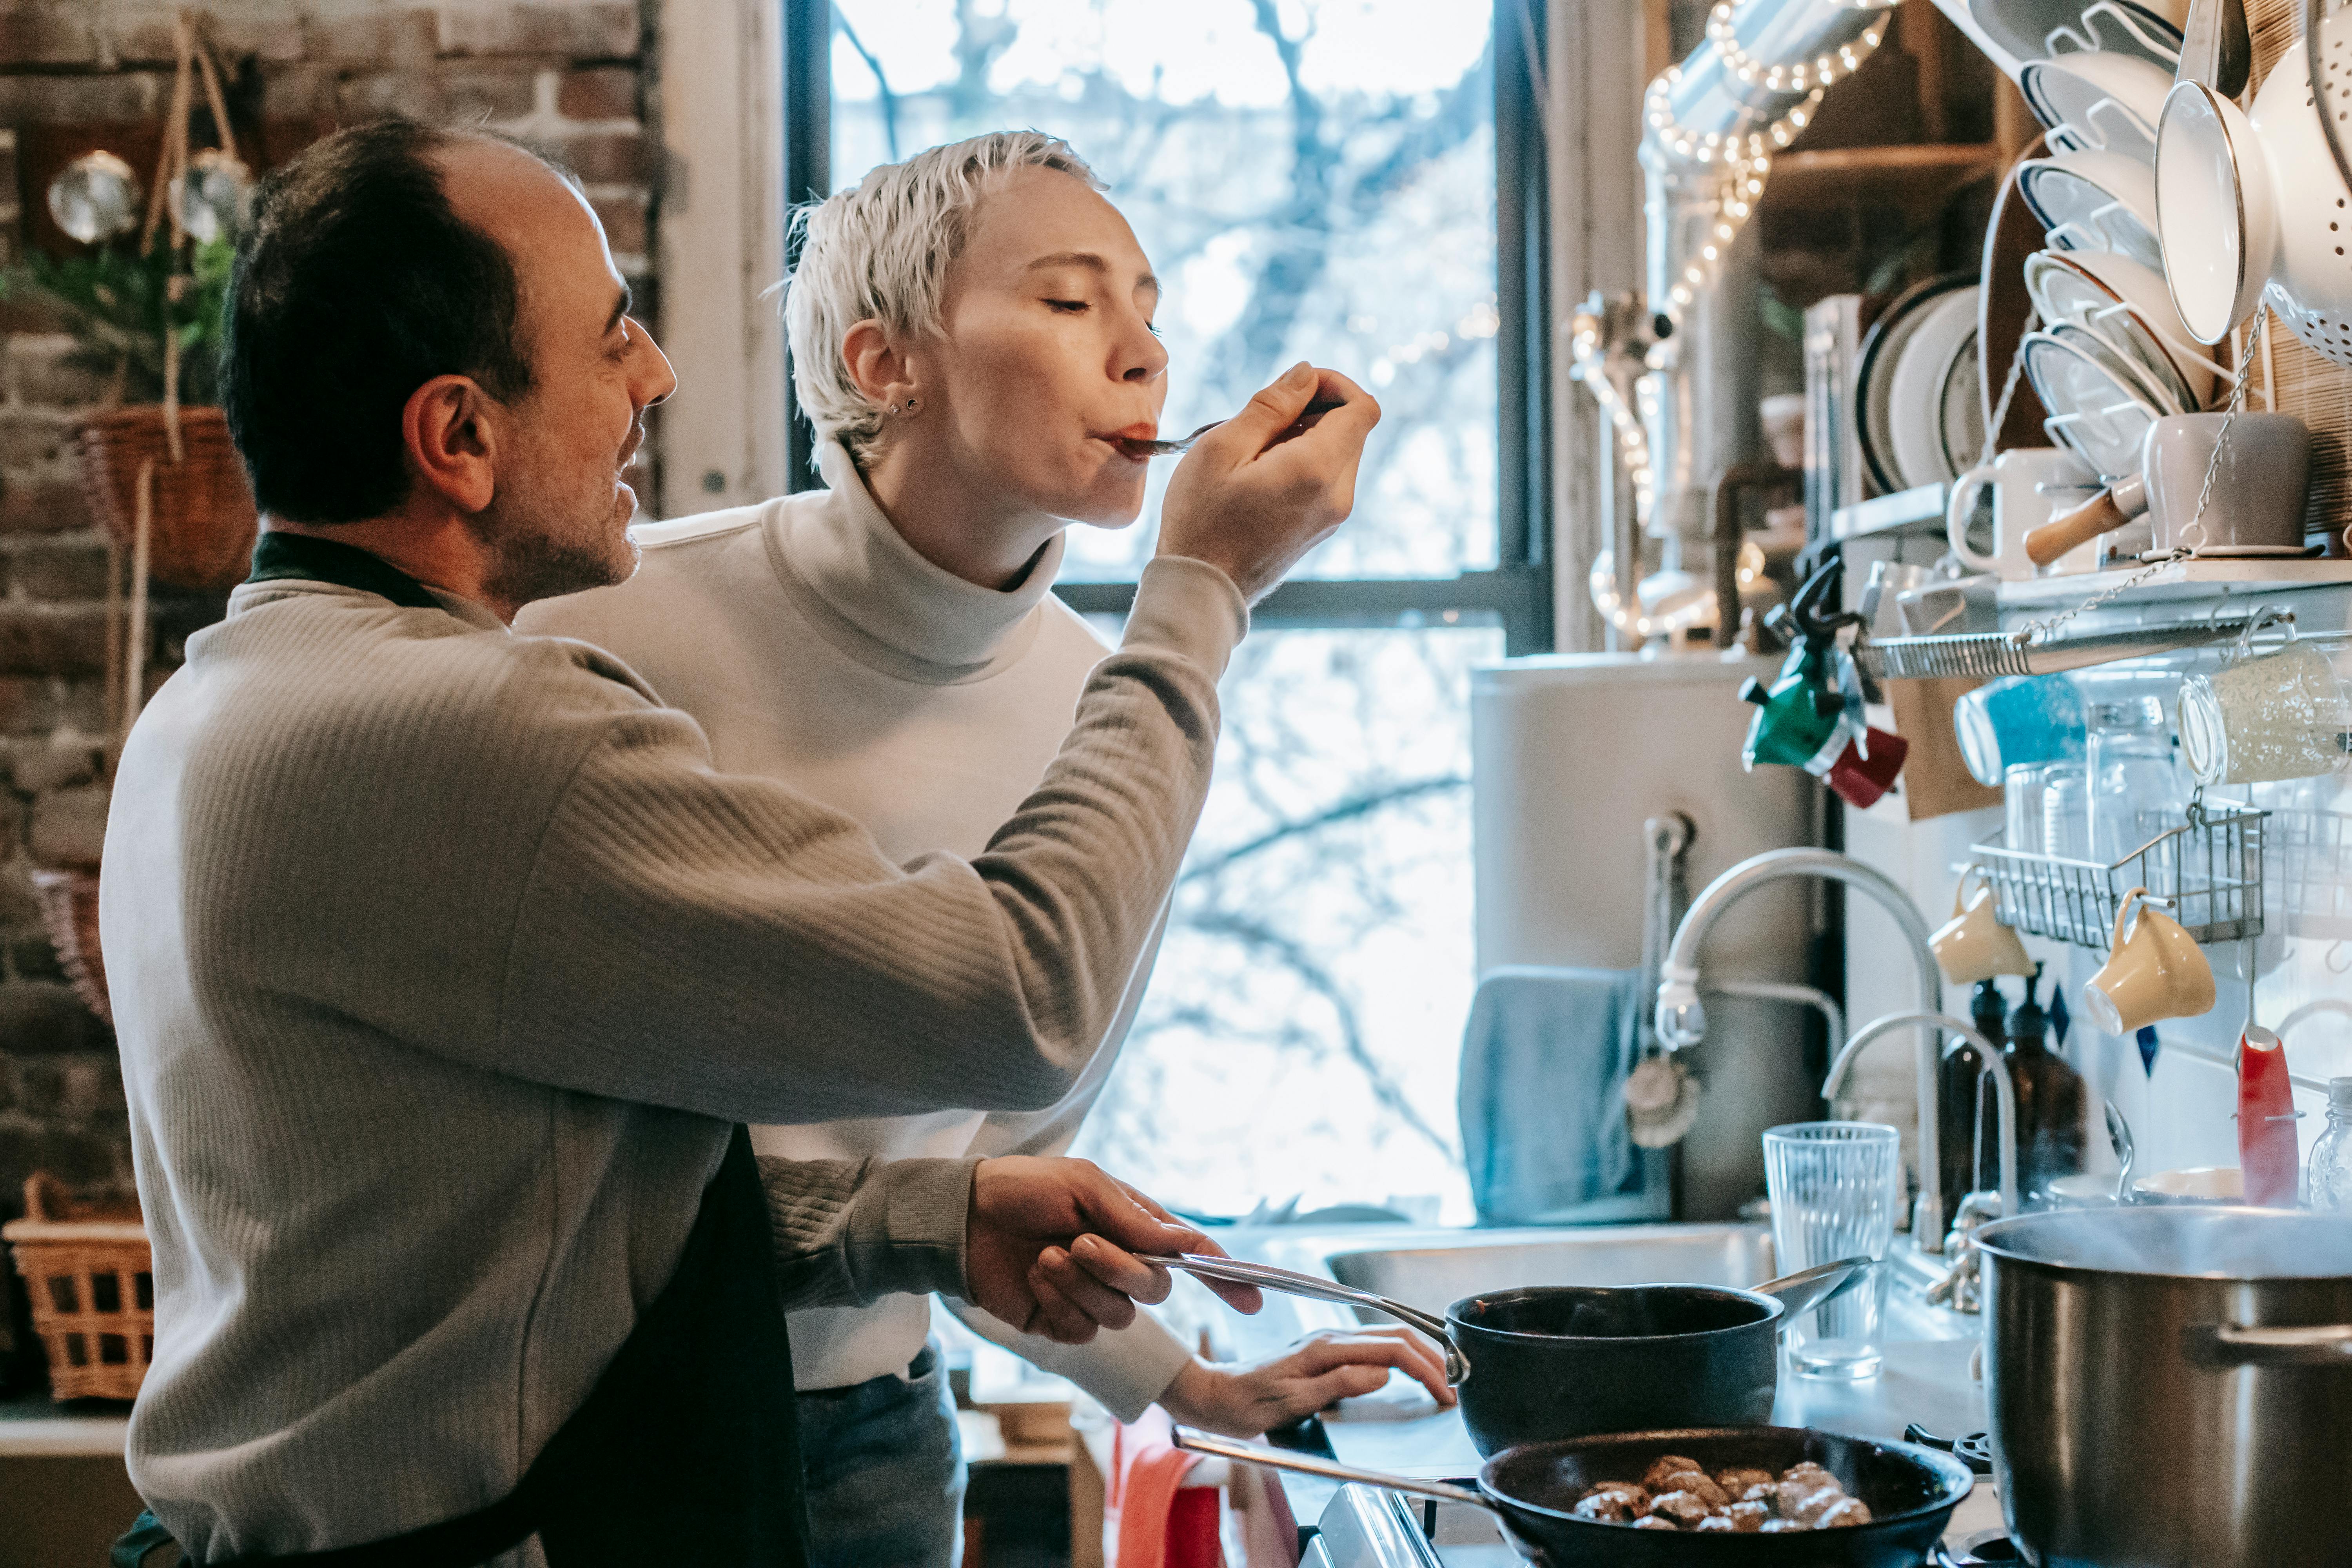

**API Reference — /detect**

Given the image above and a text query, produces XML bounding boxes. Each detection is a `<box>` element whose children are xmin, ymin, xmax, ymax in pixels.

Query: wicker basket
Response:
<box><xmin>2</xmin><ymin>1174</ymin><xmax>152</xmax><ymax>1401</ymax></box>
<box><xmin>30</xmin><ymin>867</ymin><xmax>109</xmax><ymax>1025</ymax></box>
<box><xmin>75</xmin><ymin>406</ymin><xmax>257</xmax><ymax>593</ymax></box>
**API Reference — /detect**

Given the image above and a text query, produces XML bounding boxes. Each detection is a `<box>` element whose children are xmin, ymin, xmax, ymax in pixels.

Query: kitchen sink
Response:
<box><xmin>1324</xmin><ymin>1222</ymin><xmax>1777</xmax><ymax>1308</ymax></box>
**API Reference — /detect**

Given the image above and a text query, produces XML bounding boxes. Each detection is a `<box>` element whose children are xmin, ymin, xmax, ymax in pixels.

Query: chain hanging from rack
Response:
<box><xmin>2004</xmin><ymin>309</ymin><xmax>2271</xmax><ymax>649</ymax></box>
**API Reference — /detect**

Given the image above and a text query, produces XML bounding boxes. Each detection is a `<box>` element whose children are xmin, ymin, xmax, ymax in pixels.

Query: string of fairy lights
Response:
<box><xmin>1575</xmin><ymin>0</ymin><xmax>1892</xmax><ymax>638</ymax></box>
<box><xmin>1643</xmin><ymin>2</ymin><xmax>1890</xmax><ymax>327</ymax></box>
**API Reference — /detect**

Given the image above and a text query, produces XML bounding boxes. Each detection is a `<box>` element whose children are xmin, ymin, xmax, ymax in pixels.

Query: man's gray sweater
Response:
<box><xmin>99</xmin><ymin>552</ymin><xmax>1244</xmax><ymax>1561</ymax></box>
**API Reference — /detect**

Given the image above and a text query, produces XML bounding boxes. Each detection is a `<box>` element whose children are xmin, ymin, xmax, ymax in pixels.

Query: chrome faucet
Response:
<box><xmin>1654</xmin><ymin>848</ymin><xmax>1951</xmax><ymax>1250</ymax></box>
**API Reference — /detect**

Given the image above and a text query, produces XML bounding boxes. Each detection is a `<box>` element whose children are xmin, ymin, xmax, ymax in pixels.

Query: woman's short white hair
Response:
<box><xmin>782</xmin><ymin>130</ymin><xmax>1105</xmax><ymax>466</ymax></box>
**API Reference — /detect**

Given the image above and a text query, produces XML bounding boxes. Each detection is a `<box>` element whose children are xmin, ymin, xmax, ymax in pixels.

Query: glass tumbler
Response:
<box><xmin>1763</xmin><ymin>1122</ymin><xmax>1904</xmax><ymax>1379</ymax></box>
<box><xmin>2040</xmin><ymin>762</ymin><xmax>2091</xmax><ymax>861</ymax></box>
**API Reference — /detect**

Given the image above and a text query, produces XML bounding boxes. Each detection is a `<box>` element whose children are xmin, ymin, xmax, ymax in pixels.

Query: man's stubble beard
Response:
<box><xmin>472</xmin><ymin>431</ymin><xmax>644</xmax><ymax>611</ymax></box>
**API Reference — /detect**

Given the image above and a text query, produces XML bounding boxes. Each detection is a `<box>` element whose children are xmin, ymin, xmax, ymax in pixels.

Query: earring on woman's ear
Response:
<box><xmin>905</xmin><ymin>397</ymin><xmax>919</xmax><ymax>412</ymax></box>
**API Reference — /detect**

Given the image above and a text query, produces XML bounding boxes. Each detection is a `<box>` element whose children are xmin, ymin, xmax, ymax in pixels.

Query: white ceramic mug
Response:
<box><xmin>1947</xmin><ymin>448</ymin><xmax>2101</xmax><ymax>579</ymax></box>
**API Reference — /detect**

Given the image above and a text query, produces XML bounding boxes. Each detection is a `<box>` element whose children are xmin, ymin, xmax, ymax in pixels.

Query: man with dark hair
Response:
<box><xmin>101</xmin><ymin>120</ymin><xmax>1373</xmax><ymax>1568</ymax></box>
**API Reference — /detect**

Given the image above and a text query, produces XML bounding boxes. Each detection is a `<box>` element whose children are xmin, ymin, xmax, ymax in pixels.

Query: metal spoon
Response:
<box><xmin>2106</xmin><ymin>1100</ymin><xmax>2137</xmax><ymax>1205</ymax></box>
<box><xmin>1112</xmin><ymin>397</ymin><xmax>1349</xmax><ymax>459</ymax></box>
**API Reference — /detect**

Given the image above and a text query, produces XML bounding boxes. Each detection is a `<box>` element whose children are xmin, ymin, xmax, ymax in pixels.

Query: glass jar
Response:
<box><xmin>2310</xmin><ymin>1078</ymin><xmax>2352</xmax><ymax>1212</ymax></box>
<box><xmin>2087</xmin><ymin>691</ymin><xmax>2187</xmax><ymax>869</ymax></box>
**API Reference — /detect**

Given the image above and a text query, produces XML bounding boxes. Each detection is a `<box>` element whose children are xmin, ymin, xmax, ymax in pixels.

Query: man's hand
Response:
<box><xmin>1156</xmin><ymin>1327</ymin><xmax>1459</xmax><ymax>1438</ymax></box>
<box><xmin>966</xmin><ymin>1157</ymin><xmax>1265</xmax><ymax>1344</ymax></box>
<box><xmin>1158</xmin><ymin>362</ymin><xmax>1380</xmax><ymax>603</ymax></box>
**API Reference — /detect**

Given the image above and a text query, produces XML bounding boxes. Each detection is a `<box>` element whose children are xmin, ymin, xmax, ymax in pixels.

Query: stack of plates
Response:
<box><xmin>1857</xmin><ymin>275</ymin><xmax>1986</xmax><ymax>494</ymax></box>
<box><xmin>1976</xmin><ymin>0</ymin><xmax>2231</xmax><ymax>484</ymax></box>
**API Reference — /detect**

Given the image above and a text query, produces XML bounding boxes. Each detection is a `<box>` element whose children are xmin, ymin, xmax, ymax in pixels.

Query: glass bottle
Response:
<box><xmin>2005</xmin><ymin>964</ymin><xmax>2087</xmax><ymax>1207</ymax></box>
<box><xmin>1942</xmin><ymin>979</ymin><xmax>2004</xmax><ymax>1206</ymax></box>
<box><xmin>2310</xmin><ymin>1078</ymin><xmax>2352</xmax><ymax>1212</ymax></box>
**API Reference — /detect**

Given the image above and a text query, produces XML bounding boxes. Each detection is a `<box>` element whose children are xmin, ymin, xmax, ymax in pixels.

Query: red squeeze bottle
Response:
<box><xmin>2238</xmin><ymin>1026</ymin><xmax>2301</xmax><ymax>1208</ymax></box>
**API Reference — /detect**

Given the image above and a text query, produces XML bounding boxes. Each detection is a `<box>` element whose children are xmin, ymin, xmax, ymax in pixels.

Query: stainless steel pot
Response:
<box><xmin>1975</xmin><ymin>1207</ymin><xmax>2352</xmax><ymax>1568</ymax></box>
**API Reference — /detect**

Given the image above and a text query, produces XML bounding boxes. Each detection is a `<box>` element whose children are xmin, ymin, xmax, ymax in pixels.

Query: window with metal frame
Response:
<box><xmin>784</xmin><ymin>0</ymin><xmax>1550</xmax><ymax>1221</ymax></box>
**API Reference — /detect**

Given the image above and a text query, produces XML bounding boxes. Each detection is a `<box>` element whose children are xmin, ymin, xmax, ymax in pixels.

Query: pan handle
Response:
<box><xmin>2187</xmin><ymin>1321</ymin><xmax>2352</xmax><ymax>1366</ymax></box>
<box><xmin>1172</xmin><ymin>1428</ymin><xmax>1493</xmax><ymax>1512</ymax></box>
<box><xmin>1138</xmin><ymin>1253</ymin><xmax>1469</xmax><ymax>1384</ymax></box>
<box><xmin>1753</xmin><ymin>1256</ymin><xmax>1877</xmax><ymax>1319</ymax></box>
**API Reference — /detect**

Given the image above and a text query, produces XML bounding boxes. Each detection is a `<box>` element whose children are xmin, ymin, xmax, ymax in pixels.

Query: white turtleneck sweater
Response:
<box><xmin>517</xmin><ymin>442</ymin><xmax>1194</xmax><ymax>1419</ymax></box>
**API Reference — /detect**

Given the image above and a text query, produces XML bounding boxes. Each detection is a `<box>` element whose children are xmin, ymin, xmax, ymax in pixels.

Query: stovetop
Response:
<box><xmin>1307</xmin><ymin>1481</ymin><xmax>2017</xmax><ymax>1566</ymax></box>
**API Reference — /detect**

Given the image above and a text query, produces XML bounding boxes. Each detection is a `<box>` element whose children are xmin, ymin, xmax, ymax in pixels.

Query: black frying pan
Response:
<box><xmin>1176</xmin><ymin>1424</ymin><xmax>1976</xmax><ymax>1566</ymax></box>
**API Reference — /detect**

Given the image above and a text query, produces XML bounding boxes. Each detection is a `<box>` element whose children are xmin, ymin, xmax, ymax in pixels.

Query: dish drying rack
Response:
<box><xmin>1968</xmin><ymin>798</ymin><xmax>2268</xmax><ymax>947</ymax></box>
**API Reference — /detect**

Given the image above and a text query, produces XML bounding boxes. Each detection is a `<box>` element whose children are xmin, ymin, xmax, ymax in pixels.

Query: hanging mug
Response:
<box><xmin>2083</xmin><ymin>887</ymin><xmax>2216</xmax><ymax>1035</ymax></box>
<box><xmin>1931</xmin><ymin>866</ymin><xmax>2037</xmax><ymax>985</ymax></box>
<box><xmin>1947</xmin><ymin>448</ymin><xmax>2101</xmax><ymax>580</ymax></box>
<box><xmin>2177</xmin><ymin>616</ymin><xmax>2352</xmax><ymax>785</ymax></box>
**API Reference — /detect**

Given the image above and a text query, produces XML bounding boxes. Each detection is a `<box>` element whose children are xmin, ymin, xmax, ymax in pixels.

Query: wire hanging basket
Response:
<box><xmin>1968</xmin><ymin>798</ymin><xmax>2268</xmax><ymax>947</ymax></box>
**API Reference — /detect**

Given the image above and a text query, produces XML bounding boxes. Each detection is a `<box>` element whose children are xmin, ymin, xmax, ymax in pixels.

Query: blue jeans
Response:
<box><xmin>796</xmin><ymin>1339</ymin><xmax>966</xmax><ymax>1568</ymax></box>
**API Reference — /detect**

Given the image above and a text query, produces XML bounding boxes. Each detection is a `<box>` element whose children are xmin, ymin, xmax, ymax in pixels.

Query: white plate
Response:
<box><xmin>2048</xmin><ymin>318</ymin><xmax>2185</xmax><ymax>414</ymax></box>
<box><xmin>1857</xmin><ymin>276</ymin><xmax>1974</xmax><ymax>494</ymax></box>
<box><xmin>2022</xmin><ymin>248</ymin><xmax>2215</xmax><ymax>407</ymax></box>
<box><xmin>2021</xmin><ymin>49</ymin><xmax>2173</xmax><ymax>163</ymax></box>
<box><xmin>1889</xmin><ymin>287</ymin><xmax>1982</xmax><ymax>489</ymax></box>
<box><xmin>2016</xmin><ymin>152</ymin><xmax>2163</xmax><ymax>269</ymax></box>
<box><xmin>1938</xmin><ymin>328</ymin><xmax>1987</xmax><ymax>478</ymax></box>
<box><xmin>2023</xmin><ymin>328</ymin><xmax>2161</xmax><ymax>477</ymax></box>
<box><xmin>1969</xmin><ymin>0</ymin><xmax>2183</xmax><ymax>73</ymax></box>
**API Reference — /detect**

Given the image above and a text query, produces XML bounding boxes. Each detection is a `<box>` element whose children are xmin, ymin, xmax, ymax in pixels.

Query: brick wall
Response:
<box><xmin>0</xmin><ymin>0</ymin><xmax>662</xmax><ymax>1392</ymax></box>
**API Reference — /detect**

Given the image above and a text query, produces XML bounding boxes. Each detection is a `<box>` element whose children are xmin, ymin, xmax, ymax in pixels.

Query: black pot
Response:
<box><xmin>1449</xmin><ymin>1284</ymin><xmax>1783</xmax><ymax>1456</ymax></box>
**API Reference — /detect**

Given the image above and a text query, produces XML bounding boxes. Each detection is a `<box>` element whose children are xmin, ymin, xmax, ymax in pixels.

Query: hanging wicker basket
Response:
<box><xmin>2</xmin><ymin>1173</ymin><xmax>152</xmax><ymax>1401</ymax></box>
<box><xmin>30</xmin><ymin>867</ymin><xmax>108</xmax><ymax>1025</ymax></box>
<box><xmin>76</xmin><ymin>406</ymin><xmax>256</xmax><ymax>593</ymax></box>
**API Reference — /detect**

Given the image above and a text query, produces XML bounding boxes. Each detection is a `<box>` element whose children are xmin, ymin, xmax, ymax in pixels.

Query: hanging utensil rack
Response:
<box><xmin>1967</xmin><ymin>799</ymin><xmax>2268</xmax><ymax>946</ymax></box>
<box><xmin>1857</xmin><ymin>614</ymin><xmax>2273</xmax><ymax>681</ymax></box>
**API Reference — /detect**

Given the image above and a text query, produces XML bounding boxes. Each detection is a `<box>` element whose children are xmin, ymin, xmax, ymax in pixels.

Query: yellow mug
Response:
<box><xmin>1929</xmin><ymin>867</ymin><xmax>2036</xmax><ymax>985</ymax></box>
<box><xmin>2083</xmin><ymin>887</ymin><xmax>2216</xmax><ymax>1035</ymax></box>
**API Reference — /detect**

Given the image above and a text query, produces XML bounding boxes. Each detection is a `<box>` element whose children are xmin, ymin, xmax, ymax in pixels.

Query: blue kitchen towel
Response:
<box><xmin>1457</xmin><ymin>965</ymin><xmax>1651</xmax><ymax>1226</ymax></box>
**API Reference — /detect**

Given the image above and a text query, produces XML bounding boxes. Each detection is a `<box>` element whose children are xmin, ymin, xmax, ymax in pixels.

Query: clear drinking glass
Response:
<box><xmin>1763</xmin><ymin>1122</ymin><xmax>1904</xmax><ymax>1380</ymax></box>
<box><xmin>2004</xmin><ymin>762</ymin><xmax>2049</xmax><ymax>855</ymax></box>
<box><xmin>2040</xmin><ymin>762</ymin><xmax>2091</xmax><ymax>860</ymax></box>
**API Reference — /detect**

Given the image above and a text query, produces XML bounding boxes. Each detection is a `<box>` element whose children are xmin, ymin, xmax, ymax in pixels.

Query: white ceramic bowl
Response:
<box><xmin>2132</xmin><ymin>1165</ymin><xmax>2244</xmax><ymax>1203</ymax></box>
<box><xmin>2017</xmin><ymin>151</ymin><xmax>2164</xmax><ymax>270</ymax></box>
<box><xmin>2155</xmin><ymin>81</ymin><xmax>2278</xmax><ymax>346</ymax></box>
<box><xmin>2023</xmin><ymin>328</ymin><xmax>2162</xmax><ymax>477</ymax></box>
<box><xmin>2022</xmin><ymin>47</ymin><xmax>2174</xmax><ymax>163</ymax></box>
<box><xmin>2023</xmin><ymin>248</ymin><xmax>2217</xmax><ymax>407</ymax></box>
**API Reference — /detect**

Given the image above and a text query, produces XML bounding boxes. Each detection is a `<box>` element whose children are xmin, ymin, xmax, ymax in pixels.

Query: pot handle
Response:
<box><xmin>2187</xmin><ymin>1322</ymin><xmax>2352</xmax><ymax>1366</ymax></box>
<box><xmin>1139</xmin><ymin>1253</ymin><xmax>1469</xmax><ymax>1384</ymax></box>
<box><xmin>1173</xmin><ymin>1428</ymin><xmax>1493</xmax><ymax>1512</ymax></box>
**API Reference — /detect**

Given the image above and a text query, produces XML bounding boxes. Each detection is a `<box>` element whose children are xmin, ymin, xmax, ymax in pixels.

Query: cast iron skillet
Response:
<box><xmin>1177</xmin><ymin>1424</ymin><xmax>1976</xmax><ymax>1567</ymax></box>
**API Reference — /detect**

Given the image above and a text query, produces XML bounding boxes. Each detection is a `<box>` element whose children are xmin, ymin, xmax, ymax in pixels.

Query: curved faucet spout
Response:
<box><xmin>1827</xmin><ymin>1011</ymin><xmax>2020</xmax><ymax>1220</ymax></box>
<box><xmin>1654</xmin><ymin>848</ymin><xmax>1947</xmax><ymax>1249</ymax></box>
